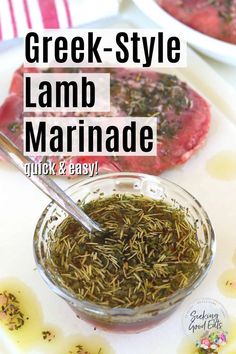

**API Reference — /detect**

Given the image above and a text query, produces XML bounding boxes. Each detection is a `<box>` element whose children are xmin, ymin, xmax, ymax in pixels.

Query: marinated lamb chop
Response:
<box><xmin>0</xmin><ymin>66</ymin><xmax>211</xmax><ymax>175</ymax></box>
<box><xmin>157</xmin><ymin>0</ymin><xmax>236</xmax><ymax>44</ymax></box>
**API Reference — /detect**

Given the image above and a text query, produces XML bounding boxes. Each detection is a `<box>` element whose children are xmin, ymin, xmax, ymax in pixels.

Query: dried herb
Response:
<box><xmin>111</xmin><ymin>73</ymin><xmax>191</xmax><ymax>139</ymax></box>
<box><xmin>47</xmin><ymin>194</ymin><xmax>201</xmax><ymax>308</ymax></box>
<box><xmin>68</xmin><ymin>344</ymin><xmax>103</xmax><ymax>354</ymax></box>
<box><xmin>8</xmin><ymin>122</ymin><xmax>21</xmax><ymax>134</ymax></box>
<box><xmin>42</xmin><ymin>330</ymin><xmax>55</xmax><ymax>342</ymax></box>
<box><xmin>208</xmin><ymin>0</ymin><xmax>233</xmax><ymax>23</ymax></box>
<box><xmin>42</xmin><ymin>69</ymin><xmax>192</xmax><ymax>140</ymax></box>
<box><xmin>0</xmin><ymin>291</ymin><xmax>25</xmax><ymax>330</ymax></box>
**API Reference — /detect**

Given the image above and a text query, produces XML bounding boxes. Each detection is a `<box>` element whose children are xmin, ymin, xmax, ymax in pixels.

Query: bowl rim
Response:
<box><xmin>33</xmin><ymin>172</ymin><xmax>216</xmax><ymax>317</ymax></box>
<box><xmin>133</xmin><ymin>0</ymin><xmax>236</xmax><ymax>63</ymax></box>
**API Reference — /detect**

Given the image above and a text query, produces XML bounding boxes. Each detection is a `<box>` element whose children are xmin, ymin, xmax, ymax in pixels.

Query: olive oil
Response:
<box><xmin>232</xmin><ymin>250</ymin><xmax>236</xmax><ymax>267</ymax></box>
<box><xmin>218</xmin><ymin>270</ymin><xmax>236</xmax><ymax>298</ymax></box>
<box><xmin>0</xmin><ymin>278</ymin><xmax>113</xmax><ymax>354</ymax></box>
<box><xmin>0</xmin><ymin>278</ymin><xmax>44</xmax><ymax>350</ymax></box>
<box><xmin>177</xmin><ymin>338</ymin><xmax>198</xmax><ymax>354</ymax></box>
<box><xmin>47</xmin><ymin>194</ymin><xmax>201</xmax><ymax>308</ymax></box>
<box><xmin>221</xmin><ymin>318</ymin><xmax>236</xmax><ymax>354</ymax></box>
<box><xmin>218</xmin><ymin>248</ymin><xmax>236</xmax><ymax>298</ymax></box>
<box><xmin>206</xmin><ymin>151</ymin><xmax>236</xmax><ymax>181</ymax></box>
<box><xmin>55</xmin><ymin>334</ymin><xmax>114</xmax><ymax>354</ymax></box>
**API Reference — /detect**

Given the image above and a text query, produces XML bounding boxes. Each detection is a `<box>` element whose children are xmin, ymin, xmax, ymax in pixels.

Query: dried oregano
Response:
<box><xmin>46</xmin><ymin>194</ymin><xmax>201</xmax><ymax>308</ymax></box>
<box><xmin>0</xmin><ymin>291</ymin><xmax>25</xmax><ymax>330</ymax></box>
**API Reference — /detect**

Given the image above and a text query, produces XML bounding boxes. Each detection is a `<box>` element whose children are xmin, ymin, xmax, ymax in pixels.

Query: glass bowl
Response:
<box><xmin>33</xmin><ymin>173</ymin><xmax>215</xmax><ymax>333</ymax></box>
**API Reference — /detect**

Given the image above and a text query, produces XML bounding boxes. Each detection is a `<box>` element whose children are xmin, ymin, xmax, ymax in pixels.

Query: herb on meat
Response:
<box><xmin>46</xmin><ymin>194</ymin><xmax>201</xmax><ymax>308</ymax></box>
<box><xmin>111</xmin><ymin>73</ymin><xmax>192</xmax><ymax>139</ymax></box>
<box><xmin>209</xmin><ymin>0</ymin><xmax>233</xmax><ymax>23</ymax></box>
<box><xmin>8</xmin><ymin>122</ymin><xmax>21</xmax><ymax>134</ymax></box>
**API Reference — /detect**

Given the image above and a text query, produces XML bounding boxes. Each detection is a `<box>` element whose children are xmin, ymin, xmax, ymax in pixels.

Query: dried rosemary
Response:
<box><xmin>42</xmin><ymin>330</ymin><xmax>56</xmax><ymax>342</ymax></box>
<box><xmin>70</xmin><ymin>345</ymin><xmax>102</xmax><ymax>354</ymax></box>
<box><xmin>111</xmin><ymin>73</ymin><xmax>191</xmax><ymax>139</ymax></box>
<box><xmin>0</xmin><ymin>291</ymin><xmax>26</xmax><ymax>330</ymax></box>
<box><xmin>47</xmin><ymin>194</ymin><xmax>201</xmax><ymax>308</ymax></box>
<box><xmin>209</xmin><ymin>0</ymin><xmax>233</xmax><ymax>23</ymax></box>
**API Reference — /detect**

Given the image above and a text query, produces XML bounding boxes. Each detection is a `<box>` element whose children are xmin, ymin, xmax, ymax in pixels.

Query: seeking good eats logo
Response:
<box><xmin>183</xmin><ymin>298</ymin><xmax>229</xmax><ymax>353</ymax></box>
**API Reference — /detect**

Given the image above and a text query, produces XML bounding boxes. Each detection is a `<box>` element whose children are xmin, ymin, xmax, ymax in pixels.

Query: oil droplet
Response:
<box><xmin>0</xmin><ymin>278</ymin><xmax>113</xmax><ymax>354</ymax></box>
<box><xmin>218</xmin><ymin>269</ymin><xmax>236</xmax><ymax>298</ymax></box>
<box><xmin>221</xmin><ymin>318</ymin><xmax>236</xmax><ymax>354</ymax></box>
<box><xmin>206</xmin><ymin>151</ymin><xmax>236</xmax><ymax>181</ymax></box>
<box><xmin>221</xmin><ymin>343</ymin><xmax>236</xmax><ymax>354</ymax></box>
<box><xmin>39</xmin><ymin>325</ymin><xmax>62</xmax><ymax>353</ymax></box>
<box><xmin>232</xmin><ymin>250</ymin><xmax>236</xmax><ymax>267</ymax></box>
<box><xmin>177</xmin><ymin>338</ymin><xmax>198</xmax><ymax>354</ymax></box>
<box><xmin>52</xmin><ymin>334</ymin><xmax>114</xmax><ymax>354</ymax></box>
<box><xmin>0</xmin><ymin>278</ymin><xmax>44</xmax><ymax>350</ymax></box>
<box><xmin>41</xmin><ymin>327</ymin><xmax>58</xmax><ymax>342</ymax></box>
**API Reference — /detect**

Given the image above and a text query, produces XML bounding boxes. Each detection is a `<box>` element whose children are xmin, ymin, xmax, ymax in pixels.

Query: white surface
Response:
<box><xmin>200</xmin><ymin>55</ymin><xmax>236</xmax><ymax>91</ymax></box>
<box><xmin>0</xmin><ymin>15</ymin><xmax>236</xmax><ymax>354</ymax></box>
<box><xmin>132</xmin><ymin>0</ymin><xmax>236</xmax><ymax>67</ymax></box>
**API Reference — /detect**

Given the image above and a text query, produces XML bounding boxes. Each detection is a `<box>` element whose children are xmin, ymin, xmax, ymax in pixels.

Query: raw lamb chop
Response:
<box><xmin>0</xmin><ymin>66</ymin><xmax>211</xmax><ymax>176</ymax></box>
<box><xmin>157</xmin><ymin>0</ymin><xmax>236</xmax><ymax>44</ymax></box>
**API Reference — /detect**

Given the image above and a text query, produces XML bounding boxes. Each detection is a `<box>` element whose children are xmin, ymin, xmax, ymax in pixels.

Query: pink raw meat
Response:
<box><xmin>157</xmin><ymin>0</ymin><xmax>236</xmax><ymax>44</ymax></box>
<box><xmin>0</xmin><ymin>66</ymin><xmax>211</xmax><ymax>176</ymax></box>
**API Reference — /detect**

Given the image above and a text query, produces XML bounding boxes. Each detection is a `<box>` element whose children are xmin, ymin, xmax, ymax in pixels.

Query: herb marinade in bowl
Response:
<box><xmin>34</xmin><ymin>173</ymin><xmax>215</xmax><ymax>332</ymax></box>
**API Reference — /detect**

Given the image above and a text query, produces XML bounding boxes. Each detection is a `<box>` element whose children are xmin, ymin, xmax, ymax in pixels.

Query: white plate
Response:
<box><xmin>133</xmin><ymin>0</ymin><xmax>236</xmax><ymax>66</ymax></box>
